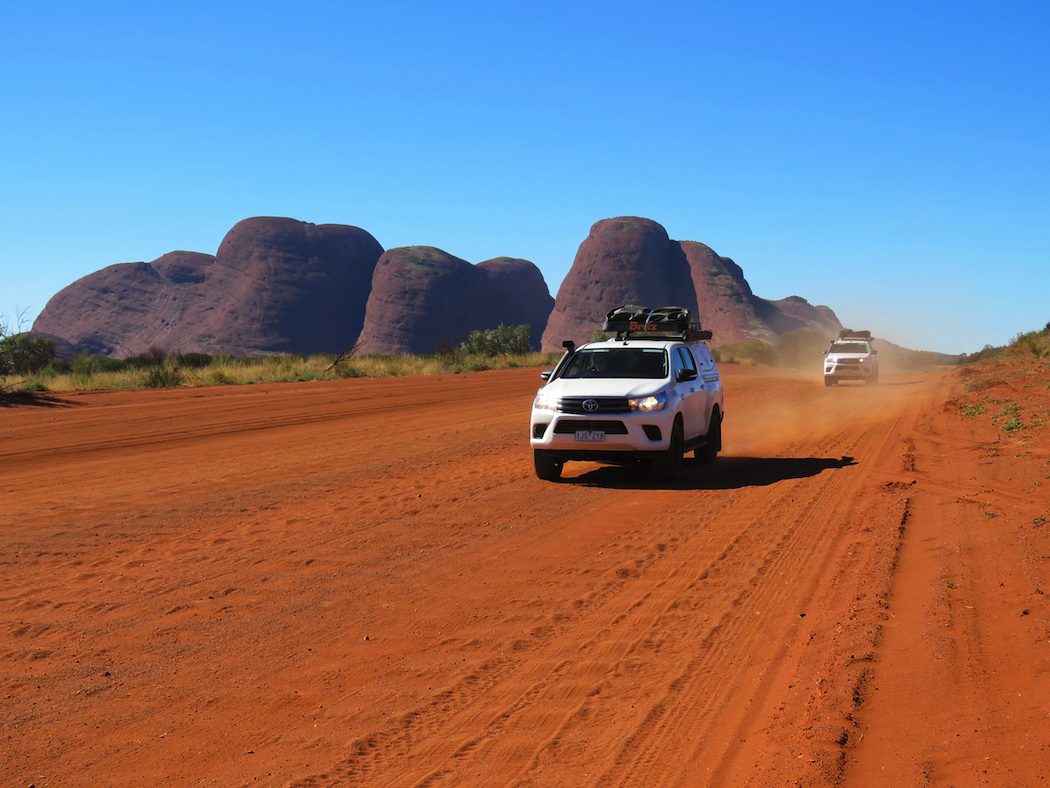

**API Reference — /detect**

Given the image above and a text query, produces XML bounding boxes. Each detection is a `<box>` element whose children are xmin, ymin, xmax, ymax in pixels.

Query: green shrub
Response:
<box><xmin>335</xmin><ymin>364</ymin><xmax>365</xmax><ymax>379</ymax></box>
<box><xmin>1012</xmin><ymin>322</ymin><xmax>1050</xmax><ymax>359</ymax></box>
<box><xmin>71</xmin><ymin>352</ymin><xmax>125</xmax><ymax>375</ymax></box>
<box><xmin>141</xmin><ymin>366</ymin><xmax>184</xmax><ymax>388</ymax></box>
<box><xmin>460</xmin><ymin>323</ymin><xmax>533</xmax><ymax>356</ymax></box>
<box><xmin>206</xmin><ymin>369</ymin><xmax>235</xmax><ymax>385</ymax></box>
<box><xmin>125</xmin><ymin>347</ymin><xmax>168</xmax><ymax>369</ymax></box>
<box><xmin>964</xmin><ymin>343</ymin><xmax>1006</xmax><ymax>364</ymax></box>
<box><xmin>0</xmin><ymin>333</ymin><xmax>56</xmax><ymax>377</ymax></box>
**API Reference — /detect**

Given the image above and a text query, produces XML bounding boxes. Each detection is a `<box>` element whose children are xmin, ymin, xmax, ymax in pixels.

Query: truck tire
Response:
<box><xmin>533</xmin><ymin>450</ymin><xmax>563</xmax><ymax>481</ymax></box>
<box><xmin>653</xmin><ymin>420</ymin><xmax>684</xmax><ymax>481</ymax></box>
<box><xmin>696</xmin><ymin>408</ymin><xmax>721</xmax><ymax>464</ymax></box>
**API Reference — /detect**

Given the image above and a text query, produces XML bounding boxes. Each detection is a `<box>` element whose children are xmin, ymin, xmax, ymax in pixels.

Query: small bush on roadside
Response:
<box><xmin>71</xmin><ymin>351</ymin><xmax>124</xmax><ymax>375</ymax></box>
<box><xmin>1012</xmin><ymin>322</ymin><xmax>1050</xmax><ymax>359</ymax></box>
<box><xmin>335</xmin><ymin>364</ymin><xmax>365</xmax><ymax>379</ymax></box>
<box><xmin>206</xmin><ymin>369</ymin><xmax>235</xmax><ymax>385</ymax></box>
<box><xmin>461</xmin><ymin>324</ymin><xmax>532</xmax><ymax>356</ymax></box>
<box><xmin>0</xmin><ymin>333</ymin><xmax>56</xmax><ymax>377</ymax></box>
<box><xmin>142</xmin><ymin>366</ymin><xmax>184</xmax><ymax>388</ymax></box>
<box><xmin>125</xmin><ymin>347</ymin><xmax>168</xmax><ymax>369</ymax></box>
<box><xmin>963</xmin><ymin>343</ymin><xmax>1006</xmax><ymax>365</ymax></box>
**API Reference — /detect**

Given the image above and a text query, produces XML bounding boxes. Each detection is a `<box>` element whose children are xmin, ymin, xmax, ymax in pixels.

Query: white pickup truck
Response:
<box><xmin>823</xmin><ymin>329</ymin><xmax>879</xmax><ymax>386</ymax></box>
<box><xmin>530</xmin><ymin>306</ymin><xmax>724</xmax><ymax>481</ymax></box>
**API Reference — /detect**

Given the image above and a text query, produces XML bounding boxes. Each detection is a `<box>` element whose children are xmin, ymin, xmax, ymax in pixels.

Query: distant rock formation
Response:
<box><xmin>356</xmin><ymin>247</ymin><xmax>554</xmax><ymax>355</ymax></box>
<box><xmin>32</xmin><ymin>213</ymin><xmax>839</xmax><ymax>360</ymax></box>
<box><xmin>541</xmin><ymin>217</ymin><xmax>841</xmax><ymax>350</ymax></box>
<box><xmin>33</xmin><ymin>217</ymin><xmax>384</xmax><ymax>357</ymax></box>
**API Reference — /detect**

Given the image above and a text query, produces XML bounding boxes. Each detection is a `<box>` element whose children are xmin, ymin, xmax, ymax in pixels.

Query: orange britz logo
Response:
<box><xmin>629</xmin><ymin>321</ymin><xmax>658</xmax><ymax>331</ymax></box>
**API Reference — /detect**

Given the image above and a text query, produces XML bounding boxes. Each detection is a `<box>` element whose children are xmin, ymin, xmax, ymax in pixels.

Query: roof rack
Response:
<box><xmin>602</xmin><ymin>305</ymin><xmax>713</xmax><ymax>342</ymax></box>
<box><xmin>838</xmin><ymin>329</ymin><xmax>873</xmax><ymax>340</ymax></box>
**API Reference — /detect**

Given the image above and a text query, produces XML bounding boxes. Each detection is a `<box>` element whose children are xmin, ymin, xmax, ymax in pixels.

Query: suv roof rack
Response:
<box><xmin>838</xmin><ymin>329</ymin><xmax>873</xmax><ymax>340</ymax></box>
<box><xmin>601</xmin><ymin>304</ymin><xmax>713</xmax><ymax>342</ymax></box>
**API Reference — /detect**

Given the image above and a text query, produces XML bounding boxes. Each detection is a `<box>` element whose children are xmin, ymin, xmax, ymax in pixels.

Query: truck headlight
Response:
<box><xmin>534</xmin><ymin>391</ymin><xmax>560</xmax><ymax>411</ymax></box>
<box><xmin>628</xmin><ymin>392</ymin><xmax>667</xmax><ymax>411</ymax></box>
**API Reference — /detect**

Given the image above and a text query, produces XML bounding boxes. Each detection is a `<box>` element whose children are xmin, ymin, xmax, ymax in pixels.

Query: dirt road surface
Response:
<box><xmin>3</xmin><ymin>362</ymin><xmax>1049</xmax><ymax>787</ymax></box>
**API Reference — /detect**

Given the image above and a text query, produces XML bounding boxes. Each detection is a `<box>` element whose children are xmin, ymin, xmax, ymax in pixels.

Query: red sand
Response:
<box><xmin>3</xmin><ymin>362</ymin><xmax>1048</xmax><ymax>787</ymax></box>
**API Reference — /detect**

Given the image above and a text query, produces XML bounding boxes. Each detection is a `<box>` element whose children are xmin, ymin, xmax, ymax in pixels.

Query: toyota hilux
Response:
<box><xmin>530</xmin><ymin>305</ymin><xmax>724</xmax><ymax>481</ymax></box>
<box><xmin>823</xmin><ymin>329</ymin><xmax>879</xmax><ymax>386</ymax></box>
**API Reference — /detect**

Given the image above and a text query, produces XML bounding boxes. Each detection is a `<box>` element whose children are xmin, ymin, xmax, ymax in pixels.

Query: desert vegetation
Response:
<box><xmin>951</xmin><ymin>320</ymin><xmax>1050</xmax><ymax>436</ymax></box>
<box><xmin>3</xmin><ymin>324</ymin><xmax>560</xmax><ymax>394</ymax></box>
<box><xmin>0</xmin><ymin>310</ymin><xmax>57</xmax><ymax>392</ymax></box>
<box><xmin>7</xmin><ymin>321</ymin><xmax>1047</xmax><ymax>397</ymax></box>
<box><xmin>961</xmin><ymin>321</ymin><xmax>1050</xmax><ymax>365</ymax></box>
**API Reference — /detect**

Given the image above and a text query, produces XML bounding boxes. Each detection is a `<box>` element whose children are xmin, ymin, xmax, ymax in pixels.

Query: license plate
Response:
<box><xmin>575</xmin><ymin>430</ymin><xmax>606</xmax><ymax>442</ymax></box>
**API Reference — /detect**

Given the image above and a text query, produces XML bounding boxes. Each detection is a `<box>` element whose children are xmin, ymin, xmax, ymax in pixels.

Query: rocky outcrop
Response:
<box><xmin>541</xmin><ymin>217</ymin><xmax>841</xmax><ymax>350</ymax></box>
<box><xmin>190</xmin><ymin>217</ymin><xmax>384</xmax><ymax>355</ymax></box>
<box><xmin>33</xmin><ymin>218</ymin><xmax>384</xmax><ymax>357</ymax></box>
<box><xmin>541</xmin><ymin>218</ymin><xmax>697</xmax><ymax>350</ymax></box>
<box><xmin>356</xmin><ymin>247</ymin><xmax>553</xmax><ymax>355</ymax></box>
<box><xmin>33</xmin><ymin>213</ymin><xmax>839</xmax><ymax>359</ymax></box>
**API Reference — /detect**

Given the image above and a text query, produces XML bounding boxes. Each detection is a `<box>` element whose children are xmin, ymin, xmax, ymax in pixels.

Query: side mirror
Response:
<box><xmin>677</xmin><ymin>368</ymin><xmax>698</xmax><ymax>382</ymax></box>
<box><xmin>540</xmin><ymin>369</ymin><xmax>553</xmax><ymax>381</ymax></box>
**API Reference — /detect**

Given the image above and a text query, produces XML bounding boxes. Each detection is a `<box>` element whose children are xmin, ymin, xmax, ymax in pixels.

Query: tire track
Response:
<box><xmin>284</xmin><ymin>413</ymin><xmax>894</xmax><ymax>787</ymax></box>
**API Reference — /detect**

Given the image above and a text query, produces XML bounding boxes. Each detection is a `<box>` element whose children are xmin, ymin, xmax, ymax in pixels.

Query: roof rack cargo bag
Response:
<box><xmin>602</xmin><ymin>305</ymin><xmax>691</xmax><ymax>334</ymax></box>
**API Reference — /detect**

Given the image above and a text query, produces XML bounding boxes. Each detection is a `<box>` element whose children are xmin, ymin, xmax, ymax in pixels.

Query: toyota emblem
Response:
<box><xmin>583</xmin><ymin>399</ymin><xmax>600</xmax><ymax>413</ymax></box>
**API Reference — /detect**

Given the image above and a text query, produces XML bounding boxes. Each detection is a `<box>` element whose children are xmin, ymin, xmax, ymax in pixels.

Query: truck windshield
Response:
<box><xmin>561</xmin><ymin>348</ymin><xmax>667</xmax><ymax>379</ymax></box>
<box><xmin>829</xmin><ymin>342</ymin><xmax>869</xmax><ymax>354</ymax></box>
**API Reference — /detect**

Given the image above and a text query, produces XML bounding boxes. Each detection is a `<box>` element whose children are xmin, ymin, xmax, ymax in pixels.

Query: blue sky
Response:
<box><xmin>2</xmin><ymin>0</ymin><xmax>1047</xmax><ymax>354</ymax></box>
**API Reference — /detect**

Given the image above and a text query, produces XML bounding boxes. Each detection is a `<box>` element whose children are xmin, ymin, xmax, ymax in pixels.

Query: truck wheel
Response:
<box><xmin>696</xmin><ymin>409</ymin><xmax>721</xmax><ymax>464</ymax></box>
<box><xmin>824</xmin><ymin>377</ymin><xmax>837</xmax><ymax>387</ymax></box>
<box><xmin>866</xmin><ymin>371</ymin><xmax>879</xmax><ymax>386</ymax></box>
<box><xmin>653</xmin><ymin>421</ymin><xmax>683</xmax><ymax>481</ymax></box>
<box><xmin>533</xmin><ymin>450</ymin><xmax>563</xmax><ymax>481</ymax></box>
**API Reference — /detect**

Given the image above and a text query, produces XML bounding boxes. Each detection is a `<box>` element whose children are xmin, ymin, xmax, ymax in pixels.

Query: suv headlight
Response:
<box><xmin>534</xmin><ymin>391</ymin><xmax>560</xmax><ymax>411</ymax></box>
<box><xmin>628</xmin><ymin>392</ymin><xmax>667</xmax><ymax>412</ymax></box>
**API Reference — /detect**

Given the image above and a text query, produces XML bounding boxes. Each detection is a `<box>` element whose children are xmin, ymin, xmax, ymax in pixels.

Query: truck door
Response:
<box><xmin>693</xmin><ymin>344</ymin><xmax>720</xmax><ymax>431</ymax></box>
<box><xmin>673</xmin><ymin>346</ymin><xmax>707</xmax><ymax>440</ymax></box>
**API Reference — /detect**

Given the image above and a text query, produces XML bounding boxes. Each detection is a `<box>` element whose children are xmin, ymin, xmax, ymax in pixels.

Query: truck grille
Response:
<box><xmin>559</xmin><ymin>397</ymin><xmax>631</xmax><ymax>415</ymax></box>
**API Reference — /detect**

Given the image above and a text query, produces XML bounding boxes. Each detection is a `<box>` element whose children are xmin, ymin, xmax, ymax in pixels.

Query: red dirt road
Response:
<box><xmin>3</xmin><ymin>362</ymin><xmax>1049</xmax><ymax>787</ymax></box>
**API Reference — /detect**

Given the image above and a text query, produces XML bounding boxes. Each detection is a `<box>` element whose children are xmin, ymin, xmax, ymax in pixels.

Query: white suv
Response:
<box><xmin>823</xmin><ymin>329</ymin><xmax>879</xmax><ymax>386</ymax></box>
<box><xmin>530</xmin><ymin>306</ymin><xmax>724</xmax><ymax>481</ymax></box>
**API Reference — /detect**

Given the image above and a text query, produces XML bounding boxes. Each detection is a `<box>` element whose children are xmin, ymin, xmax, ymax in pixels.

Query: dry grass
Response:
<box><xmin>11</xmin><ymin>351</ymin><xmax>561</xmax><ymax>393</ymax></box>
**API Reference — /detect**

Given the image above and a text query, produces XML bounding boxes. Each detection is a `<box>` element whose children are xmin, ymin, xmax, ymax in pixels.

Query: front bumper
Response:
<box><xmin>824</xmin><ymin>362</ymin><xmax>876</xmax><ymax>379</ymax></box>
<box><xmin>529</xmin><ymin>408</ymin><xmax>672</xmax><ymax>456</ymax></box>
